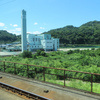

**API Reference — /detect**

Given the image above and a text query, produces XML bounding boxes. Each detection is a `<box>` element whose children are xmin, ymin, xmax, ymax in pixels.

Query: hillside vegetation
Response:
<box><xmin>0</xmin><ymin>30</ymin><xmax>20</xmax><ymax>44</ymax></box>
<box><xmin>43</xmin><ymin>20</ymin><xmax>100</xmax><ymax>44</ymax></box>
<box><xmin>1</xmin><ymin>20</ymin><xmax>100</xmax><ymax>45</ymax></box>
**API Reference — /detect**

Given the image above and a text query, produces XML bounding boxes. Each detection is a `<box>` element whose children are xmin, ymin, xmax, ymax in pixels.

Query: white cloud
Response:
<box><xmin>4</xmin><ymin>27</ymin><xmax>7</xmax><ymax>29</ymax></box>
<box><xmin>34</xmin><ymin>22</ymin><xmax>38</xmax><ymax>25</ymax></box>
<box><xmin>7</xmin><ymin>28</ymin><xmax>21</xmax><ymax>35</ymax></box>
<box><xmin>40</xmin><ymin>27</ymin><xmax>45</xmax><ymax>29</ymax></box>
<box><xmin>33</xmin><ymin>31</ymin><xmax>41</xmax><ymax>34</ymax></box>
<box><xmin>13</xmin><ymin>24</ymin><xmax>18</xmax><ymax>27</ymax></box>
<box><xmin>10</xmin><ymin>24</ymin><xmax>18</xmax><ymax>27</ymax></box>
<box><xmin>0</xmin><ymin>22</ymin><xmax>5</xmax><ymax>27</ymax></box>
<box><xmin>13</xmin><ymin>32</ymin><xmax>20</xmax><ymax>35</ymax></box>
<box><xmin>7</xmin><ymin>30</ymin><xmax>21</xmax><ymax>35</ymax></box>
<box><xmin>15</xmin><ymin>28</ymin><xmax>21</xmax><ymax>31</ymax></box>
<box><xmin>27</xmin><ymin>32</ymin><xmax>31</xmax><ymax>34</ymax></box>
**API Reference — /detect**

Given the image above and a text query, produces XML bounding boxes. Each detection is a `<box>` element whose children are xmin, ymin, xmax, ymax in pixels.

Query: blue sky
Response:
<box><xmin>0</xmin><ymin>0</ymin><xmax>100</xmax><ymax>35</ymax></box>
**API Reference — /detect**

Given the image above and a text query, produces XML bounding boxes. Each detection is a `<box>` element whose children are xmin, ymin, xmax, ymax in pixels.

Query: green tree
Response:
<box><xmin>21</xmin><ymin>50</ymin><xmax>32</xmax><ymax>58</ymax></box>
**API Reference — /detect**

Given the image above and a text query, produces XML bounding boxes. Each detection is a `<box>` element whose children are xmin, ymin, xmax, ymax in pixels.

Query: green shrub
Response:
<box><xmin>67</xmin><ymin>50</ymin><xmax>73</xmax><ymax>54</ymax></box>
<box><xmin>89</xmin><ymin>52</ymin><xmax>96</xmax><ymax>57</ymax></box>
<box><xmin>97</xmin><ymin>61</ymin><xmax>100</xmax><ymax>67</ymax></box>
<box><xmin>36</xmin><ymin>50</ymin><xmax>42</xmax><ymax>56</ymax></box>
<box><xmin>41</xmin><ymin>51</ymin><xmax>48</xmax><ymax>57</ymax></box>
<box><xmin>32</xmin><ymin>54</ymin><xmax>37</xmax><ymax>59</ymax></box>
<box><xmin>91</xmin><ymin>48</ymin><xmax>95</xmax><ymax>50</ymax></box>
<box><xmin>35</xmin><ymin>50</ymin><xmax>48</xmax><ymax>57</ymax></box>
<box><xmin>21</xmin><ymin>50</ymin><xmax>32</xmax><ymax>58</ymax></box>
<box><xmin>80</xmin><ymin>56</ymin><xmax>91</xmax><ymax>66</ymax></box>
<box><xmin>74</xmin><ymin>49</ymin><xmax>80</xmax><ymax>53</ymax></box>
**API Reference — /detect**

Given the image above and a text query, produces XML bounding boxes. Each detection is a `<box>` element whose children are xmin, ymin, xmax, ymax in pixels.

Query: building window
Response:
<box><xmin>36</xmin><ymin>38</ymin><xmax>37</xmax><ymax>41</ymax></box>
<box><xmin>33</xmin><ymin>38</ymin><xmax>34</xmax><ymax>41</ymax></box>
<box><xmin>47</xmin><ymin>35</ymin><xmax>49</xmax><ymax>39</ymax></box>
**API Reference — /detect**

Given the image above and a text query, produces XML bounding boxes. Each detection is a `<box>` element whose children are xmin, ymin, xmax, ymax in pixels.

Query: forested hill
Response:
<box><xmin>1</xmin><ymin>21</ymin><xmax>100</xmax><ymax>44</ymax></box>
<box><xmin>0</xmin><ymin>30</ymin><xmax>20</xmax><ymax>44</ymax></box>
<box><xmin>43</xmin><ymin>21</ymin><xmax>100</xmax><ymax>44</ymax></box>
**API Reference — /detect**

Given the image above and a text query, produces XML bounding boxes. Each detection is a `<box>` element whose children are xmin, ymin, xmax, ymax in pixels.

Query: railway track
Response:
<box><xmin>0</xmin><ymin>82</ymin><xmax>51</xmax><ymax>100</ymax></box>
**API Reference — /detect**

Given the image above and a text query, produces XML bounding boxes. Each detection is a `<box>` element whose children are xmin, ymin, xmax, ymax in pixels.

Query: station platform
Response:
<box><xmin>0</xmin><ymin>72</ymin><xmax>100</xmax><ymax>100</ymax></box>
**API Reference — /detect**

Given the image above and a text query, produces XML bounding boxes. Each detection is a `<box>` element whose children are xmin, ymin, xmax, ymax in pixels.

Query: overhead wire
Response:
<box><xmin>0</xmin><ymin>0</ymin><xmax>16</xmax><ymax>6</ymax></box>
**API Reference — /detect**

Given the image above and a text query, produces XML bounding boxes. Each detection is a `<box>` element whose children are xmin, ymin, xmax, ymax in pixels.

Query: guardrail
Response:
<box><xmin>0</xmin><ymin>60</ymin><xmax>100</xmax><ymax>95</ymax></box>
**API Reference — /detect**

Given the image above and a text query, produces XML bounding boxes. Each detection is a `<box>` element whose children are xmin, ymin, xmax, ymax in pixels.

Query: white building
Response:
<box><xmin>0</xmin><ymin>44</ymin><xmax>6</xmax><ymax>49</ymax></box>
<box><xmin>6</xmin><ymin>44</ymin><xmax>21</xmax><ymax>51</ymax></box>
<box><xmin>27</xmin><ymin>34</ymin><xmax>59</xmax><ymax>51</ymax></box>
<box><xmin>21</xmin><ymin>10</ymin><xmax>59</xmax><ymax>52</ymax></box>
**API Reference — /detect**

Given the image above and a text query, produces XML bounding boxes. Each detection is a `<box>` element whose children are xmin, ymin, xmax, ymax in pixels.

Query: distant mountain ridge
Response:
<box><xmin>0</xmin><ymin>30</ymin><xmax>20</xmax><ymax>44</ymax></box>
<box><xmin>43</xmin><ymin>20</ymin><xmax>100</xmax><ymax>44</ymax></box>
<box><xmin>1</xmin><ymin>20</ymin><xmax>100</xmax><ymax>44</ymax></box>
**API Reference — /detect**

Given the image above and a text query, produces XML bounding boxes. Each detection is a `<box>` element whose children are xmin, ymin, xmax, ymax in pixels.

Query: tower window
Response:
<box><xmin>47</xmin><ymin>35</ymin><xmax>49</xmax><ymax>39</ymax></box>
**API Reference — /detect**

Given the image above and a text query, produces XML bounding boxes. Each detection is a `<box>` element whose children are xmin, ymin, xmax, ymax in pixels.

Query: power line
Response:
<box><xmin>0</xmin><ymin>0</ymin><xmax>16</xmax><ymax>6</ymax></box>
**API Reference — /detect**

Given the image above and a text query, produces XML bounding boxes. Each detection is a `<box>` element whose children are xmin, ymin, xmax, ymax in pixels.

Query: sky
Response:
<box><xmin>0</xmin><ymin>0</ymin><xmax>100</xmax><ymax>35</ymax></box>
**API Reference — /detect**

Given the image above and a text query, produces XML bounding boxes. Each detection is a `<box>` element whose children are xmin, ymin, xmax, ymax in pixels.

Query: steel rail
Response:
<box><xmin>0</xmin><ymin>82</ymin><xmax>51</xmax><ymax>100</ymax></box>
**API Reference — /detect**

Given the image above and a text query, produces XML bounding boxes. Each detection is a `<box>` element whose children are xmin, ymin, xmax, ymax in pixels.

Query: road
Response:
<box><xmin>0</xmin><ymin>51</ymin><xmax>21</xmax><ymax>56</ymax></box>
<box><xmin>58</xmin><ymin>48</ymin><xmax>92</xmax><ymax>51</ymax></box>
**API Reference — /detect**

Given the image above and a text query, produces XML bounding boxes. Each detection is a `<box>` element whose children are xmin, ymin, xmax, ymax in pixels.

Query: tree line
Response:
<box><xmin>0</xmin><ymin>30</ymin><xmax>21</xmax><ymax>44</ymax></box>
<box><xmin>0</xmin><ymin>20</ymin><xmax>100</xmax><ymax>44</ymax></box>
<box><xmin>43</xmin><ymin>20</ymin><xmax>100</xmax><ymax>44</ymax></box>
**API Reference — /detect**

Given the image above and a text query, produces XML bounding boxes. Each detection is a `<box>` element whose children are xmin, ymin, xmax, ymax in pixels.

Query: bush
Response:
<box><xmin>97</xmin><ymin>61</ymin><xmax>100</xmax><ymax>67</ymax></box>
<box><xmin>67</xmin><ymin>50</ymin><xmax>73</xmax><ymax>54</ymax></box>
<box><xmin>32</xmin><ymin>54</ymin><xmax>37</xmax><ymax>59</ymax></box>
<box><xmin>91</xmin><ymin>48</ymin><xmax>95</xmax><ymax>50</ymax></box>
<box><xmin>80</xmin><ymin>56</ymin><xmax>91</xmax><ymax>66</ymax></box>
<box><xmin>74</xmin><ymin>49</ymin><xmax>80</xmax><ymax>53</ymax></box>
<box><xmin>36</xmin><ymin>50</ymin><xmax>42</xmax><ymax>56</ymax></box>
<box><xmin>35</xmin><ymin>50</ymin><xmax>48</xmax><ymax>57</ymax></box>
<box><xmin>89</xmin><ymin>52</ymin><xmax>96</xmax><ymax>57</ymax></box>
<box><xmin>21</xmin><ymin>50</ymin><xmax>32</xmax><ymax>58</ymax></box>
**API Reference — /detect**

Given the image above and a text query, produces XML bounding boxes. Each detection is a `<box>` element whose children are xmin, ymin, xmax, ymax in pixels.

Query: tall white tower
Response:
<box><xmin>21</xmin><ymin>9</ymin><xmax>27</xmax><ymax>52</ymax></box>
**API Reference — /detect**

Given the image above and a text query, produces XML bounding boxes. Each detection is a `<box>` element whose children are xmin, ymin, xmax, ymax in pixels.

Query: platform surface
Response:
<box><xmin>0</xmin><ymin>72</ymin><xmax>100</xmax><ymax>100</ymax></box>
<box><xmin>0</xmin><ymin>89</ymin><xmax>25</xmax><ymax>100</ymax></box>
